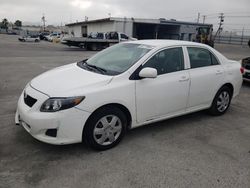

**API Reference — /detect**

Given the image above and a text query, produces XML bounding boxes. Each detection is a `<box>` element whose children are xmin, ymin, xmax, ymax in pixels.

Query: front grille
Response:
<box><xmin>244</xmin><ymin>64</ymin><xmax>250</xmax><ymax>70</ymax></box>
<box><xmin>242</xmin><ymin>58</ymin><xmax>250</xmax><ymax>70</ymax></box>
<box><xmin>24</xmin><ymin>94</ymin><xmax>37</xmax><ymax>107</ymax></box>
<box><xmin>243</xmin><ymin>73</ymin><xmax>250</xmax><ymax>79</ymax></box>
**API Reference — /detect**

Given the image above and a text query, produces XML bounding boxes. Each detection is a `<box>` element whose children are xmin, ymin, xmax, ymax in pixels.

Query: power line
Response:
<box><xmin>222</xmin><ymin>11</ymin><xmax>250</xmax><ymax>15</ymax></box>
<box><xmin>205</xmin><ymin>15</ymin><xmax>250</xmax><ymax>19</ymax></box>
<box><xmin>226</xmin><ymin>16</ymin><xmax>250</xmax><ymax>18</ymax></box>
<box><xmin>204</xmin><ymin>11</ymin><xmax>250</xmax><ymax>16</ymax></box>
<box><xmin>226</xmin><ymin>28</ymin><xmax>250</xmax><ymax>31</ymax></box>
<box><xmin>223</xmin><ymin>23</ymin><xmax>250</xmax><ymax>26</ymax></box>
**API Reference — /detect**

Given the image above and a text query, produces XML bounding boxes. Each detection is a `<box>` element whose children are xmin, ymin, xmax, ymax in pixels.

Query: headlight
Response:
<box><xmin>40</xmin><ymin>96</ymin><xmax>85</xmax><ymax>112</ymax></box>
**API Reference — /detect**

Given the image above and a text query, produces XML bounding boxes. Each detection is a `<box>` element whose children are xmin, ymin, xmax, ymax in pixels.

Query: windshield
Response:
<box><xmin>198</xmin><ymin>27</ymin><xmax>210</xmax><ymax>35</ymax></box>
<box><xmin>84</xmin><ymin>43</ymin><xmax>153</xmax><ymax>75</ymax></box>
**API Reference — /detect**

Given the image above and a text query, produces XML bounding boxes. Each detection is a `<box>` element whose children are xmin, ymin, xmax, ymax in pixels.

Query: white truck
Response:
<box><xmin>61</xmin><ymin>31</ymin><xmax>137</xmax><ymax>51</ymax></box>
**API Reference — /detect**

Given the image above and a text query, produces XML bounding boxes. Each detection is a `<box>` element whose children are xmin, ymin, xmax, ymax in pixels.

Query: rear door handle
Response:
<box><xmin>179</xmin><ymin>76</ymin><xmax>189</xmax><ymax>82</ymax></box>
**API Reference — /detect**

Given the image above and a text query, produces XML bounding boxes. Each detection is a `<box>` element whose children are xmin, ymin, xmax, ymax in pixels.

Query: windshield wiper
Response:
<box><xmin>84</xmin><ymin>62</ymin><xmax>107</xmax><ymax>74</ymax></box>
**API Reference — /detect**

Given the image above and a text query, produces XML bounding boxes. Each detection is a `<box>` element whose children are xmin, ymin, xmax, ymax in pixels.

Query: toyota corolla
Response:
<box><xmin>15</xmin><ymin>40</ymin><xmax>242</xmax><ymax>150</ymax></box>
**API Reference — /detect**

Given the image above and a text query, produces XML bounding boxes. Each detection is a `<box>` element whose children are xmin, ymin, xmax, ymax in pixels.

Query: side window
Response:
<box><xmin>211</xmin><ymin>53</ymin><xmax>219</xmax><ymax>65</ymax></box>
<box><xmin>143</xmin><ymin>47</ymin><xmax>184</xmax><ymax>75</ymax></box>
<box><xmin>109</xmin><ymin>32</ymin><xmax>118</xmax><ymax>40</ymax></box>
<box><xmin>121</xmin><ymin>34</ymin><xmax>129</xmax><ymax>39</ymax></box>
<box><xmin>187</xmin><ymin>47</ymin><xmax>219</xmax><ymax>68</ymax></box>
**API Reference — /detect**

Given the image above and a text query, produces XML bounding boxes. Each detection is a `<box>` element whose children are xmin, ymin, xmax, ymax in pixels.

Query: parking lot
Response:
<box><xmin>0</xmin><ymin>34</ymin><xmax>250</xmax><ymax>188</ymax></box>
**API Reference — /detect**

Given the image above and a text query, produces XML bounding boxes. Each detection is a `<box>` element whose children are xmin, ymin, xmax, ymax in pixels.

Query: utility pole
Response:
<box><xmin>218</xmin><ymin>13</ymin><xmax>224</xmax><ymax>35</ymax></box>
<box><xmin>202</xmin><ymin>15</ymin><xmax>206</xmax><ymax>24</ymax></box>
<box><xmin>41</xmin><ymin>14</ymin><xmax>46</xmax><ymax>32</ymax></box>
<box><xmin>229</xmin><ymin>31</ymin><xmax>232</xmax><ymax>44</ymax></box>
<box><xmin>241</xmin><ymin>27</ymin><xmax>244</xmax><ymax>45</ymax></box>
<box><xmin>214</xmin><ymin>13</ymin><xmax>224</xmax><ymax>41</ymax></box>
<box><xmin>197</xmin><ymin>12</ymin><xmax>200</xmax><ymax>23</ymax></box>
<box><xmin>70</xmin><ymin>12</ymin><xmax>72</xmax><ymax>23</ymax></box>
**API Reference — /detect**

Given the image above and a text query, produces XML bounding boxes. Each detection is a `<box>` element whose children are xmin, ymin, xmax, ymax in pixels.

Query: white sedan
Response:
<box><xmin>18</xmin><ymin>35</ymin><xmax>40</xmax><ymax>42</ymax></box>
<box><xmin>15</xmin><ymin>40</ymin><xmax>242</xmax><ymax>150</ymax></box>
<box><xmin>46</xmin><ymin>33</ymin><xmax>61</xmax><ymax>42</ymax></box>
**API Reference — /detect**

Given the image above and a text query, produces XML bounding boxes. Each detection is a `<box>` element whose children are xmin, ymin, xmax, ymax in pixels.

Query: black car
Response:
<box><xmin>241</xmin><ymin>57</ymin><xmax>250</xmax><ymax>82</ymax></box>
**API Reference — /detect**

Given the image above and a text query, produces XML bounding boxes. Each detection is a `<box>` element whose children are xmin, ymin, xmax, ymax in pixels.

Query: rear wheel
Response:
<box><xmin>209</xmin><ymin>86</ymin><xmax>232</xmax><ymax>116</ymax></box>
<box><xmin>83</xmin><ymin>106</ymin><xmax>127</xmax><ymax>150</ymax></box>
<box><xmin>90</xmin><ymin>43</ymin><xmax>99</xmax><ymax>51</ymax></box>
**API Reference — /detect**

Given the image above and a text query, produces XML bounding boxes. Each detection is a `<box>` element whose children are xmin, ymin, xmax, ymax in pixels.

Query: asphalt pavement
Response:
<box><xmin>0</xmin><ymin>34</ymin><xmax>250</xmax><ymax>188</ymax></box>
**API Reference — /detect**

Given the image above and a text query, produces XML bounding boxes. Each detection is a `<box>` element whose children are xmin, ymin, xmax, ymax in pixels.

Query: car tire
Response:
<box><xmin>91</xmin><ymin>45</ymin><xmax>97</xmax><ymax>51</ymax></box>
<box><xmin>35</xmin><ymin>39</ymin><xmax>39</xmax><ymax>42</ymax></box>
<box><xmin>208</xmin><ymin>86</ymin><xmax>232</xmax><ymax>116</ymax></box>
<box><xmin>83</xmin><ymin>106</ymin><xmax>127</xmax><ymax>150</ymax></box>
<box><xmin>90</xmin><ymin>43</ymin><xmax>100</xmax><ymax>51</ymax></box>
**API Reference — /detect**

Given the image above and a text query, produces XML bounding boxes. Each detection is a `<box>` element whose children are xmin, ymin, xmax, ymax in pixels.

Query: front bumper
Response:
<box><xmin>15</xmin><ymin>85</ymin><xmax>91</xmax><ymax>145</ymax></box>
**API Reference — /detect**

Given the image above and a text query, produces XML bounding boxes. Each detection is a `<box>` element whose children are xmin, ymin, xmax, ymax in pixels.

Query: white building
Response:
<box><xmin>66</xmin><ymin>17</ymin><xmax>212</xmax><ymax>41</ymax></box>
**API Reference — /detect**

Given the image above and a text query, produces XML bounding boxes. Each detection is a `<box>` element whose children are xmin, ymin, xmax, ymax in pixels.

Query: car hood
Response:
<box><xmin>30</xmin><ymin>63</ymin><xmax>113</xmax><ymax>97</ymax></box>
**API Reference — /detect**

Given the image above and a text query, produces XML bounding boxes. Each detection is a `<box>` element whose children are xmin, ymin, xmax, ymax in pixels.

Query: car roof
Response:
<box><xmin>128</xmin><ymin>39</ymin><xmax>209</xmax><ymax>48</ymax></box>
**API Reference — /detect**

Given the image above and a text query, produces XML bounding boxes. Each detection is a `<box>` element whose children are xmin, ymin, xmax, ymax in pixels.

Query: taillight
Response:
<box><xmin>240</xmin><ymin>67</ymin><xmax>244</xmax><ymax>74</ymax></box>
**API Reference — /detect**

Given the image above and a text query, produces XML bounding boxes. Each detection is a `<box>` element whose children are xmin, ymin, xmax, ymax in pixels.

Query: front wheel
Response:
<box><xmin>209</xmin><ymin>86</ymin><xmax>232</xmax><ymax>116</ymax></box>
<box><xmin>83</xmin><ymin>106</ymin><xmax>127</xmax><ymax>150</ymax></box>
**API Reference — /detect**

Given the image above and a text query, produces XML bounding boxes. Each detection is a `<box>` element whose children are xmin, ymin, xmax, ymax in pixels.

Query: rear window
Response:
<box><xmin>187</xmin><ymin>47</ymin><xmax>220</xmax><ymax>68</ymax></box>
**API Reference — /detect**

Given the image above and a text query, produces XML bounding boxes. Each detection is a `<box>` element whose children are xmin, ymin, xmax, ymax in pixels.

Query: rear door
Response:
<box><xmin>135</xmin><ymin>47</ymin><xmax>190</xmax><ymax>123</ymax></box>
<box><xmin>185</xmin><ymin>47</ymin><xmax>225</xmax><ymax>110</ymax></box>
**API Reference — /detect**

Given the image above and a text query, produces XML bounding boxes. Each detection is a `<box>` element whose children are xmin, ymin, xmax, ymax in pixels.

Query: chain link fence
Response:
<box><xmin>214</xmin><ymin>35</ymin><xmax>250</xmax><ymax>46</ymax></box>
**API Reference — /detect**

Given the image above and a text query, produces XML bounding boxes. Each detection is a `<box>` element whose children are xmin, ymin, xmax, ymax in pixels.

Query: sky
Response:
<box><xmin>0</xmin><ymin>0</ymin><xmax>250</xmax><ymax>33</ymax></box>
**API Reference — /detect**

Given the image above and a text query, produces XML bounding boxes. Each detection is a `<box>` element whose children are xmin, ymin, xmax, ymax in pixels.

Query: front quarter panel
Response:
<box><xmin>76</xmin><ymin>72</ymin><xmax>136</xmax><ymax>124</ymax></box>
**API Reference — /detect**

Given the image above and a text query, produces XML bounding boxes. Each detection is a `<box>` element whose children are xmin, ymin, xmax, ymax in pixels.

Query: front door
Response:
<box><xmin>135</xmin><ymin>47</ymin><xmax>190</xmax><ymax>123</ymax></box>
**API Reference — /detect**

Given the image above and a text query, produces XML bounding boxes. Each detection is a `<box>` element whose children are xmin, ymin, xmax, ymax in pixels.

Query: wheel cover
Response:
<box><xmin>93</xmin><ymin>115</ymin><xmax>122</xmax><ymax>146</ymax></box>
<box><xmin>217</xmin><ymin>91</ymin><xmax>230</xmax><ymax>112</ymax></box>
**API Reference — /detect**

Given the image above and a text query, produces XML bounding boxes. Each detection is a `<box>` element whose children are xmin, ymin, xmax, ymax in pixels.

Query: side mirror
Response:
<box><xmin>139</xmin><ymin>67</ymin><xmax>157</xmax><ymax>78</ymax></box>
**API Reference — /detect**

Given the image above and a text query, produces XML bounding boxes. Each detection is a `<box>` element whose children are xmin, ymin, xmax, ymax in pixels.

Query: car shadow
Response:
<box><xmin>126</xmin><ymin>110</ymin><xmax>210</xmax><ymax>138</ymax></box>
<box><xmin>243</xmin><ymin>81</ymin><xmax>250</xmax><ymax>87</ymax></box>
<box><xmin>60</xmin><ymin>47</ymin><xmax>87</xmax><ymax>51</ymax></box>
<box><xmin>59</xmin><ymin>47</ymin><xmax>101</xmax><ymax>52</ymax></box>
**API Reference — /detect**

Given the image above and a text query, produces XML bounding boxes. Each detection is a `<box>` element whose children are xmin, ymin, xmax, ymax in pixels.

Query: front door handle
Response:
<box><xmin>216</xmin><ymin>70</ymin><xmax>223</xmax><ymax>75</ymax></box>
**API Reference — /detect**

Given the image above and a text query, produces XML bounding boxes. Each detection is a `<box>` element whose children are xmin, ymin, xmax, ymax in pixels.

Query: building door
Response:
<box><xmin>81</xmin><ymin>26</ymin><xmax>87</xmax><ymax>37</ymax></box>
